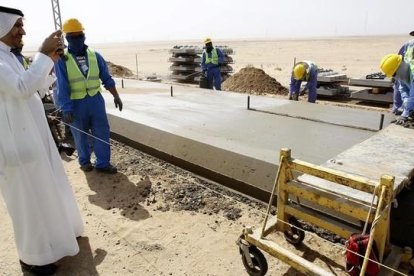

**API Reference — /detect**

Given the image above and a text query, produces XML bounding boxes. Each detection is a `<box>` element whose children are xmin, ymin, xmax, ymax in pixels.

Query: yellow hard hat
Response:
<box><xmin>204</xmin><ymin>37</ymin><xmax>212</xmax><ymax>44</ymax></box>
<box><xmin>380</xmin><ymin>54</ymin><xmax>402</xmax><ymax>78</ymax></box>
<box><xmin>293</xmin><ymin>63</ymin><xmax>306</xmax><ymax>80</ymax></box>
<box><xmin>62</xmin><ymin>18</ymin><xmax>84</xmax><ymax>34</ymax></box>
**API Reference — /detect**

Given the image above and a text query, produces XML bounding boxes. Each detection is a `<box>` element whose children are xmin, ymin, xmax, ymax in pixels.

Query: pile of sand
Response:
<box><xmin>107</xmin><ymin>61</ymin><xmax>134</xmax><ymax>78</ymax></box>
<box><xmin>222</xmin><ymin>66</ymin><xmax>289</xmax><ymax>95</ymax></box>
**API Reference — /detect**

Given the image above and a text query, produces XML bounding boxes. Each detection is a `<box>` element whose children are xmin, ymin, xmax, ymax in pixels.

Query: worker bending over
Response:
<box><xmin>392</xmin><ymin>33</ymin><xmax>414</xmax><ymax>115</ymax></box>
<box><xmin>289</xmin><ymin>61</ymin><xmax>318</xmax><ymax>103</ymax></box>
<box><xmin>201</xmin><ymin>38</ymin><xmax>224</xmax><ymax>90</ymax></box>
<box><xmin>56</xmin><ymin>18</ymin><xmax>123</xmax><ymax>174</ymax></box>
<box><xmin>380</xmin><ymin>53</ymin><xmax>414</xmax><ymax>126</ymax></box>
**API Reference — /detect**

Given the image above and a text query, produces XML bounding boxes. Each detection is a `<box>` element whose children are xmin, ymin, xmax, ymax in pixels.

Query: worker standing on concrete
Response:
<box><xmin>56</xmin><ymin>18</ymin><xmax>123</xmax><ymax>174</ymax></box>
<box><xmin>0</xmin><ymin>6</ymin><xmax>84</xmax><ymax>275</ymax></box>
<box><xmin>289</xmin><ymin>61</ymin><xmax>318</xmax><ymax>103</ymax></box>
<box><xmin>380</xmin><ymin>53</ymin><xmax>414</xmax><ymax>126</ymax></box>
<box><xmin>391</xmin><ymin>34</ymin><xmax>414</xmax><ymax>115</ymax></box>
<box><xmin>201</xmin><ymin>38</ymin><xmax>225</xmax><ymax>90</ymax></box>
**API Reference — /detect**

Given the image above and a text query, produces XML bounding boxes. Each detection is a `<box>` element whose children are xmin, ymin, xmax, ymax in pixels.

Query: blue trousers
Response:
<box><xmin>70</xmin><ymin>93</ymin><xmax>111</xmax><ymax>169</ymax></box>
<box><xmin>206</xmin><ymin>66</ymin><xmax>221</xmax><ymax>90</ymax></box>
<box><xmin>289</xmin><ymin>79</ymin><xmax>317</xmax><ymax>103</ymax></box>
<box><xmin>393</xmin><ymin>81</ymin><xmax>403</xmax><ymax>114</ymax></box>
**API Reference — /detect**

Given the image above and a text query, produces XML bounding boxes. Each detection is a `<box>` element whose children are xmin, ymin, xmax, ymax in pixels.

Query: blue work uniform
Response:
<box><xmin>393</xmin><ymin>40</ymin><xmax>414</xmax><ymax>114</ymax></box>
<box><xmin>201</xmin><ymin>47</ymin><xmax>224</xmax><ymax>90</ymax></box>
<box><xmin>55</xmin><ymin>46</ymin><xmax>115</xmax><ymax>169</ymax></box>
<box><xmin>289</xmin><ymin>61</ymin><xmax>318</xmax><ymax>103</ymax></box>
<box><xmin>397</xmin><ymin>68</ymin><xmax>414</xmax><ymax>118</ymax></box>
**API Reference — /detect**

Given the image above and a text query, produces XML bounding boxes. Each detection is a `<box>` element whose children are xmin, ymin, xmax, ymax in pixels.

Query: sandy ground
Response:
<box><xmin>2</xmin><ymin>36</ymin><xmax>408</xmax><ymax>275</ymax></box>
<box><xmin>91</xmin><ymin>35</ymin><xmax>407</xmax><ymax>87</ymax></box>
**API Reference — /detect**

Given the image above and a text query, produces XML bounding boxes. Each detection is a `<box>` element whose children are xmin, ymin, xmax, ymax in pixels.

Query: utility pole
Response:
<box><xmin>51</xmin><ymin>0</ymin><xmax>62</xmax><ymax>30</ymax></box>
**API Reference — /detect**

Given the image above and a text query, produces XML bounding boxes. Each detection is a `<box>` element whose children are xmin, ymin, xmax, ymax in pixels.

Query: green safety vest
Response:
<box><xmin>404</xmin><ymin>43</ymin><xmax>414</xmax><ymax>73</ymax></box>
<box><xmin>204</xmin><ymin>48</ymin><xmax>219</xmax><ymax>65</ymax></box>
<box><xmin>22</xmin><ymin>57</ymin><xmax>28</xmax><ymax>70</ymax></box>
<box><xmin>65</xmin><ymin>48</ymin><xmax>101</xmax><ymax>100</ymax></box>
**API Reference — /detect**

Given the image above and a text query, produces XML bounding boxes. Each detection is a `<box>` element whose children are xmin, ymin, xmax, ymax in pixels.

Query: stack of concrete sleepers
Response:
<box><xmin>169</xmin><ymin>45</ymin><xmax>234</xmax><ymax>84</ymax></box>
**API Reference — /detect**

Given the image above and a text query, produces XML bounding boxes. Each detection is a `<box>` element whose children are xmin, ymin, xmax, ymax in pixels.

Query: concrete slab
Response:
<box><xmin>300</xmin><ymin>124</ymin><xmax>414</xmax><ymax>204</ymax></box>
<box><xmin>105</xmin><ymin>79</ymin><xmax>393</xmax><ymax>198</ymax></box>
<box><xmin>350</xmin><ymin>89</ymin><xmax>393</xmax><ymax>104</ymax></box>
<box><xmin>348</xmin><ymin>78</ymin><xmax>393</xmax><ymax>88</ymax></box>
<box><xmin>317</xmin><ymin>74</ymin><xmax>348</xmax><ymax>82</ymax></box>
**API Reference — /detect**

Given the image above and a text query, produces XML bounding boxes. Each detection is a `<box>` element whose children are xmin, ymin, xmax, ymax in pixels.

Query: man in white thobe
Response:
<box><xmin>0</xmin><ymin>6</ymin><xmax>84</xmax><ymax>275</ymax></box>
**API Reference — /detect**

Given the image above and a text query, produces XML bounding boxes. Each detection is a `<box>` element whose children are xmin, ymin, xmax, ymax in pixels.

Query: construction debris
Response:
<box><xmin>222</xmin><ymin>66</ymin><xmax>288</xmax><ymax>95</ymax></box>
<box><xmin>107</xmin><ymin>61</ymin><xmax>134</xmax><ymax>78</ymax></box>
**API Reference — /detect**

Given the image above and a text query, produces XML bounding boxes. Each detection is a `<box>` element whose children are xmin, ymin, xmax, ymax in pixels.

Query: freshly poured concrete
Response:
<box><xmin>103</xmin><ymin>79</ymin><xmax>394</xmax><ymax>198</ymax></box>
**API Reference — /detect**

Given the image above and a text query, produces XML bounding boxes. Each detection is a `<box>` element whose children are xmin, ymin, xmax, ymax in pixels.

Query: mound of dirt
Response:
<box><xmin>222</xmin><ymin>66</ymin><xmax>288</xmax><ymax>95</ymax></box>
<box><xmin>106</xmin><ymin>61</ymin><xmax>134</xmax><ymax>78</ymax></box>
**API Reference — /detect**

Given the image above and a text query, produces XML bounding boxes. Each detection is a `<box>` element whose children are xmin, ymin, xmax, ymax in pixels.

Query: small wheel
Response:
<box><xmin>240</xmin><ymin>245</ymin><xmax>268</xmax><ymax>276</ymax></box>
<box><xmin>284</xmin><ymin>216</ymin><xmax>305</xmax><ymax>245</ymax></box>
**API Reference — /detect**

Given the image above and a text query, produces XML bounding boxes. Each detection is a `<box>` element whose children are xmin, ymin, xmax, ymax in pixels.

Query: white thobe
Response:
<box><xmin>0</xmin><ymin>41</ymin><xmax>84</xmax><ymax>265</ymax></box>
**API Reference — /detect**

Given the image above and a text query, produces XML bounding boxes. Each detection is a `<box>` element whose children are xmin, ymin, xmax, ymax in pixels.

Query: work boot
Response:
<box><xmin>96</xmin><ymin>164</ymin><xmax>118</xmax><ymax>174</ymax></box>
<box><xmin>58</xmin><ymin>142</ymin><xmax>76</xmax><ymax>156</ymax></box>
<box><xmin>80</xmin><ymin>162</ymin><xmax>94</xmax><ymax>172</ymax></box>
<box><xmin>20</xmin><ymin>260</ymin><xmax>57</xmax><ymax>276</ymax></box>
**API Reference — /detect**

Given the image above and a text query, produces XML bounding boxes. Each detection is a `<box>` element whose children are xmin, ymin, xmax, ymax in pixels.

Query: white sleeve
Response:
<box><xmin>0</xmin><ymin>53</ymin><xmax>54</xmax><ymax>99</ymax></box>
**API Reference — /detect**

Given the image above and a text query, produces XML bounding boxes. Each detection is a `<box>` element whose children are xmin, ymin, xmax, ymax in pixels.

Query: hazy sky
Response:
<box><xmin>2</xmin><ymin>0</ymin><xmax>414</xmax><ymax>46</ymax></box>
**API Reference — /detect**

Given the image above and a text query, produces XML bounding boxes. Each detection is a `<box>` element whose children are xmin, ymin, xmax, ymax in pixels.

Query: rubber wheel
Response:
<box><xmin>240</xmin><ymin>245</ymin><xmax>268</xmax><ymax>276</ymax></box>
<box><xmin>284</xmin><ymin>216</ymin><xmax>305</xmax><ymax>245</ymax></box>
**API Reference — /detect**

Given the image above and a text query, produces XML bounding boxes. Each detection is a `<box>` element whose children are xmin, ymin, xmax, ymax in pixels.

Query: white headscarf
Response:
<box><xmin>0</xmin><ymin>12</ymin><xmax>21</xmax><ymax>39</ymax></box>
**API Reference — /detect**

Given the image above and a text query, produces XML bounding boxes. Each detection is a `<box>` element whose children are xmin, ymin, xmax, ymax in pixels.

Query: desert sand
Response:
<box><xmin>1</xmin><ymin>36</ymin><xmax>409</xmax><ymax>275</ymax></box>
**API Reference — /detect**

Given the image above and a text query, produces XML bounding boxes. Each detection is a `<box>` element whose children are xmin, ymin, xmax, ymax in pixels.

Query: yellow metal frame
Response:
<box><xmin>241</xmin><ymin>148</ymin><xmax>395</xmax><ymax>275</ymax></box>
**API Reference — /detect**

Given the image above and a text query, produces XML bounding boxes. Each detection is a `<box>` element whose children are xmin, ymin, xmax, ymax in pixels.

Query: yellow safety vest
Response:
<box><xmin>404</xmin><ymin>43</ymin><xmax>414</xmax><ymax>73</ymax></box>
<box><xmin>22</xmin><ymin>57</ymin><xmax>28</xmax><ymax>69</ymax></box>
<box><xmin>204</xmin><ymin>48</ymin><xmax>219</xmax><ymax>65</ymax></box>
<box><xmin>65</xmin><ymin>48</ymin><xmax>101</xmax><ymax>100</ymax></box>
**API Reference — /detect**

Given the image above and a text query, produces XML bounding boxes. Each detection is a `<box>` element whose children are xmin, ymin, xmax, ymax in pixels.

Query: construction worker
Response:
<box><xmin>380</xmin><ymin>53</ymin><xmax>414</xmax><ymax>126</ymax></box>
<box><xmin>201</xmin><ymin>38</ymin><xmax>225</xmax><ymax>90</ymax></box>
<box><xmin>391</xmin><ymin>33</ymin><xmax>414</xmax><ymax>115</ymax></box>
<box><xmin>55</xmin><ymin>18</ymin><xmax>123</xmax><ymax>174</ymax></box>
<box><xmin>289</xmin><ymin>61</ymin><xmax>318</xmax><ymax>103</ymax></box>
<box><xmin>0</xmin><ymin>6</ymin><xmax>84</xmax><ymax>275</ymax></box>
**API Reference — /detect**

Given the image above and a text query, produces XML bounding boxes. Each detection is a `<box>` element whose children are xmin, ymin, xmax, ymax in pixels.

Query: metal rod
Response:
<box><xmin>261</xmin><ymin>155</ymin><xmax>285</xmax><ymax>237</ymax></box>
<box><xmin>247</xmin><ymin>96</ymin><xmax>250</xmax><ymax>110</ymax></box>
<box><xmin>135</xmin><ymin>53</ymin><xmax>138</xmax><ymax>80</ymax></box>
<box><xmin>360</xmin><ymin>185</ymin><xmax>387</xmax><ymax>275</ymax></box>
<box><xmin>379</xmin><ymin>114</ymin><xmax>385</xmax><ymax>130</ymax></box>
<box><xmin>121</xmin><ymin>79</ymin><xmax>124</xmax><ymax>88</ymax></box>
<box><xmin>171</xmin><ymin>86</ymin><xmax>173</xmax><ymax>97</ymax></box>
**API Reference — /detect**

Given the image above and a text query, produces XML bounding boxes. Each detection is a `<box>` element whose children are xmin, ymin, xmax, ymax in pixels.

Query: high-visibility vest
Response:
<box><xmin>65</xmin><ymin>48</ymin><xmax>101</xmax><ymax>100</ymax></box>
<box><xmin>404</xmin><ymin>43</ymin><xmax>414</xmax><ymax>73</ymax></box>
<box><xmin>22</xmin><ymin>57</ymin><xmax>28</xmax><ymax>69</ymax></box>
<box><xmin>204</xmin><ymin>48</ymin><xmax>219</xmax><ymax>65</ymax></box>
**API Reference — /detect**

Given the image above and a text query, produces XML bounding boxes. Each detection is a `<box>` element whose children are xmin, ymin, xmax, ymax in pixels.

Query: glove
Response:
<box><xmin>63</xmin><ymin>112</ymin><xmax>74</xmax><ymax>123</ymax></box>
<box><xmin>395</xmin><ymin>116</ymin><xmax>408</xmax><ymax>126</ymax></box>
<box><xmin>114</xmin><ymin>96</ymin><xmax>123</xmax><ymax>111</ymax></box>
<box><xmin>202</xmin><ymin>69</ymin><xmax>207</xmax><ymax>77</ymax></box>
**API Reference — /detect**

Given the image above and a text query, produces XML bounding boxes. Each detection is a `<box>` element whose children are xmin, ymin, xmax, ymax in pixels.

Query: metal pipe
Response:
<box><xmin>171</xmin><ymin>86</ymin><xmax>173</xmax><ymax>97</ymax></box>
<box><xmin>261</xmin><ymin>155</ymin><xmax>285</xmax><ymax>238</ymax></box>
<box><xmin>359</xmin><ymin>185</ymin><xmax>386</xmax><ymax>275</ymax></box>
<box><xmin>379</xmin><ymin>114</ymin><xmax>384</xmax><ymax>130</ymax></box>
<box><xmin>247</xmin><ymin>96</ymin><xmax>250</xmax><ymax>110</ymax></box>
<box><xmin>121</xmin><ymin>79</ymin><xmax>124</xmax><ymax>88</ymax></box>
